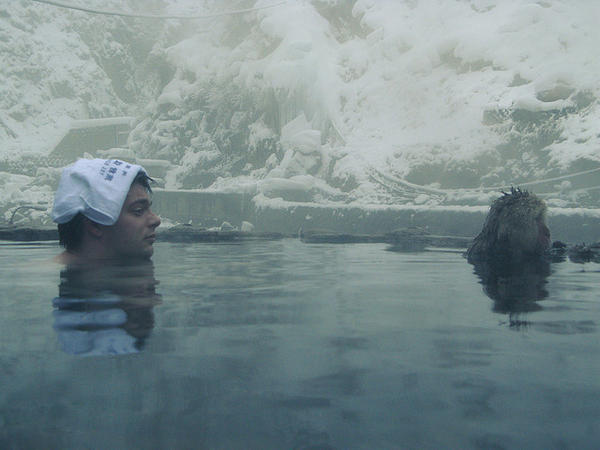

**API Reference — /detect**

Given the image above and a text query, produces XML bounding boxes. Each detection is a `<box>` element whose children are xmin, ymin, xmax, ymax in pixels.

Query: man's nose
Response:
<box><xmin>148</xmin><ymin>210</ymin><xmax>161</xmax><ymax>229</ymax></box>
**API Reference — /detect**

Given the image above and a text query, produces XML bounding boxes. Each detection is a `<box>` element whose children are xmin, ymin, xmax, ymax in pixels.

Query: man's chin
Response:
<box><xmin>136</xmin><ymin>242</ymin><xmax>155</xmax><ymax>259</ymax></box>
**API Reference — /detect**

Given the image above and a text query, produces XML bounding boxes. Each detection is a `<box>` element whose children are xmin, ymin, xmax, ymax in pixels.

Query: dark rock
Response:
<box><xmin>157</xmin><ymin>225</ymin><xmax>287</xmax><ymax>243</ymax></box>
<box><xmin>300</xmin><ymin>229</ymin><xmax>386</xmax><ymax>244</ymax></box>
<box><xmin>568</xmin><ymin>242</ymin><xmax>600</xmax><ymax>264</ymax></box>
<box><xmin>0</xmin><ymin>226</ymin><xmax>58</xmax><ymax>241</ymax></box>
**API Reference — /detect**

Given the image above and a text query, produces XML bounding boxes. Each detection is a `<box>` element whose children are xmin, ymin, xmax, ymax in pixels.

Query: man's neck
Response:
<box><xmin>55</xmin><ymin>249</ymin><xmax>150</xmax><ymax>267</ymax></box>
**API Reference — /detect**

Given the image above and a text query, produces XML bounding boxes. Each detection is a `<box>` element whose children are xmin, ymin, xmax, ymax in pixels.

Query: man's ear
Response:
<box><xmin>83</xmin><ymin>217</ymin><xmax>103</xmax><ymax>239</ymax></box>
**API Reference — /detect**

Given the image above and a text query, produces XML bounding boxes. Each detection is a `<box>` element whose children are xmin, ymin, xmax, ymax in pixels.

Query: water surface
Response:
<box><xmin>1</xmin><ymin>240</ymin><xmax>599</xmax><ymax>449</ymax></box>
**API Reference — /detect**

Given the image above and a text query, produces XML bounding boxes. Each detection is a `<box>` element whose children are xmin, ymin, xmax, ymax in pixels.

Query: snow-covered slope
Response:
<box><xmin>130</xmin><ymin>0</ymin><xmax>600</xmax><ymax>207</ymax></box>
<box><xmin>1</xmin><ymin>0</ymin><xmax>600</xmax><ymax>224</ymax></box>
<box><xmin>0</xmin><ymin>0</ymin><xmax>176</xmax><ymax>221</ymax></box>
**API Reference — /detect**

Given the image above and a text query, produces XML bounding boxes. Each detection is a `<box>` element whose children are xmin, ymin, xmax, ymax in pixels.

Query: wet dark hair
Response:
<box><xmin>465</xmin><ymin>187</ymin><xmax>548</xmax><ymax>263</ymax></box>
<box><xmin>58</xmin><ymin>171</ymin><xmax>153</xmax><ymax>251</ymax></box>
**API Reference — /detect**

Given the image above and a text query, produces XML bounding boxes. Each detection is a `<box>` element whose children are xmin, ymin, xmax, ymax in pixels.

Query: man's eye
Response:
<box><xmin>132</xmin><ymin>209</ymin><xmax>144</xmax><ymax>216</ymax></box>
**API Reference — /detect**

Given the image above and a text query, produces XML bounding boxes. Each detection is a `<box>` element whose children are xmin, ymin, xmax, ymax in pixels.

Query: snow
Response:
<box><xmin>70</xmin><ymin>117</ymin><xmax>135</xmax><ymax>129</ymax></box>
<box><xmin>1</xmin><ymin>0</ymin><xmax>600</xmax><ymax>224</ymax></box>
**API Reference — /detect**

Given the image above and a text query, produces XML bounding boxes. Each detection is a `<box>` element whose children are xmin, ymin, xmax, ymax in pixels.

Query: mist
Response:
<box><xmin>3</xmin><ymin>3</ymin><xmax>600</xmax><ymax>447</ymax></box>
<box><xmin>1</xmin><ymin>0</ymin><xmax>599</xmax><ymax>233</ymax></box>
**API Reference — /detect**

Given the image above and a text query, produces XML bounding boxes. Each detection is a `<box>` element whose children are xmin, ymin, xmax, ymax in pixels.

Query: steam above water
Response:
<box><xmin>1</xmin><ymin>0</ymin><xmax>600</xmax><ymax>224</ymax></box>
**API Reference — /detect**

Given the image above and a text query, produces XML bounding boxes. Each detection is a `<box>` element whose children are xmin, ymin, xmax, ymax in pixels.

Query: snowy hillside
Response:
<box><xmin>130</xmin><ymin>0</ymin><xmax>600</xmax><ymax>207</ymax></box>
<box><xmin>1</xmin><ymin>0</ymin><xmax>600</xmax><ymax>224</ymax></box>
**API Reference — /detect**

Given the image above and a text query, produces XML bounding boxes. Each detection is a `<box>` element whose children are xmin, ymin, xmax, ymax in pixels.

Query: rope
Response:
<box><xmin>476</xmin><ymin>166</ymin><xmax>600</xmax><ymax>191</ymax></box>
<box><xmin>368</xmin><ymin>164</ymin><xmax>600</xmax><ymax>198</ymax></box>
<box><xmin>29</xmin><ymin>0</ymin><xmax>288</xmax><ymax>19</ymax></box>
<box><xmin>9</xmin><ymin>205</ymin><xmax>47</xmax><ymax>225</ymax></box>
<box><xmin>331</xmin><ymin>112</ymin><xmax>600</xmax><ymax>197</ymax></box>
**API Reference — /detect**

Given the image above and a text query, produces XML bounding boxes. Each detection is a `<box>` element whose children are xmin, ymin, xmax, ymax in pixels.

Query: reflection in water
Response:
<box><xmin>52</xmin><ymin>260</ymin><xmax>161</xmax><ymax>356</ymax></box>
<box><xmin>471</xmin><ymin>258</ymin><xmax>551</xmax><ymax>326</ymax></box>
<box><xmin>2</xmin><ymin>242</ymin><xmax>599</xmax><ymax>447</ymax></box>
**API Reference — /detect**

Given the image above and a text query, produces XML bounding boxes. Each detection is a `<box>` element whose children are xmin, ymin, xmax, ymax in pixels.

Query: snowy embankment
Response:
<box><xmin>129</xmin><ymin>0</ymin><xmax>600</xmax><ymax>209</ymax></box>
<box><xmin>0</xmin><ymin>0</ymin><xmax>171</xmax><ymax>223</ymax></box>
<box><xmin>1</xmin><ymin>1</ymin><xmax>599</xmax><ymax>226</ymax></box>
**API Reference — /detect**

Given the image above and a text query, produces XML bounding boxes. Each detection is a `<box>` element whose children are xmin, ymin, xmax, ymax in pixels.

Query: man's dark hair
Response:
<box><xmin>58</xmin><ymin>171</ymin><xmax>153</xmax><ymax>251</ymax></box>
<box><xmin>134</xmin><ymin>171</ymin><xmax>153</xmax><ymax>194</ymax></box>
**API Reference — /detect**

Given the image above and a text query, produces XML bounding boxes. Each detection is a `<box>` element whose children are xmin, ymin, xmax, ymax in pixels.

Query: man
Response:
<box><xmin>52</xmin><ymin>158</ymin><xmax>161</xmax><ymax>264</ymax></box>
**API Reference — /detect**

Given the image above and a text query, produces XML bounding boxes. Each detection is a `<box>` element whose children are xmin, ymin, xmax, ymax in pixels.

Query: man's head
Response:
<box><xmin>466</xmin><ymin>187</ymin><xmax>550</xmax><ymax>263</ymax></box>
<box><xmin>53</xmin><ymin>159</ymin><xmax>161</xmax><ymax>262</ymax></box>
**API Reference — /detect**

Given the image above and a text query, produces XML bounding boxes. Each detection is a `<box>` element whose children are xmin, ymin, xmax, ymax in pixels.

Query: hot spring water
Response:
<box><xmin>1</xmin><ymin>239</ymin><xmax>598</xmax><ymax>448</ymax></box>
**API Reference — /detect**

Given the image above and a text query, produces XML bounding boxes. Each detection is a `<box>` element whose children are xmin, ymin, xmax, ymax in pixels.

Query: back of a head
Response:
<box><xmin>467</xmin><ymin>188</ymin><xmax>549</xmax><ymax>263</ymax></box>
<box><xmin>494</xmin><ymin>189</ymin><xmax>547</xmax><ymax>255</ymax></box>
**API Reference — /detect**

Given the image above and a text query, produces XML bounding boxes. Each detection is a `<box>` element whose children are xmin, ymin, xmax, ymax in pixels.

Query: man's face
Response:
<box><xmin>102</xmin><ymin>182</ymin><xmax>161</xmax><ymax>260</ymax></box>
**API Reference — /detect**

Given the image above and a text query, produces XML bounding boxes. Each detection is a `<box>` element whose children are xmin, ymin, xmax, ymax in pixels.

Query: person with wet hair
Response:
<box><xmin>52</xmin><ymin>158</ymin><xmax>161</xmax><ymax>264</ymax></box>
<box><xmin>466</xmin><ymin>187</ymin><xmax>551</xmax><ymax>263</ymax></box>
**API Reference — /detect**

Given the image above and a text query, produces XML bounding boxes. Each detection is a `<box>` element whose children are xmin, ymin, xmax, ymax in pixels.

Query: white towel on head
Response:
<box><xmin>52</xmin><ymin>158</ymin><xmax>147</xmax><ymax>225</ymax></box>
